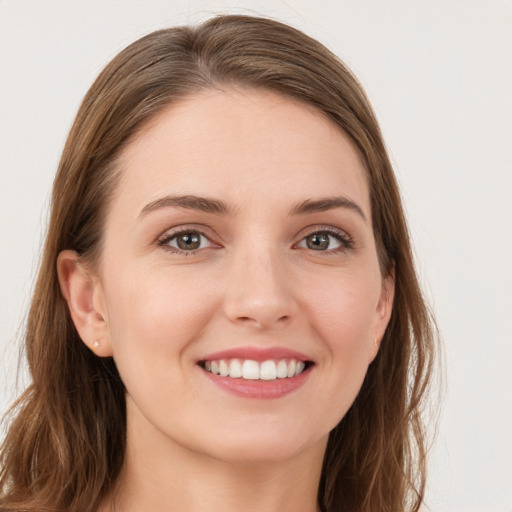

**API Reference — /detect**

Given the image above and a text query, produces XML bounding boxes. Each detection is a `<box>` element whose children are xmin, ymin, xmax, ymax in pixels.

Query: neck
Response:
<box><xmin>101</xmin><ymin>401</ymin><xmax>326</xmax><ymax>512</ymax></box>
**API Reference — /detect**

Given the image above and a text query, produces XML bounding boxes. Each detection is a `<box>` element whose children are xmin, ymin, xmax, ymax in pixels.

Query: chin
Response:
<box><xmin>191</xmin><ymin>423</ymin><xmax>328</xmax><ymax>466</ymax></box>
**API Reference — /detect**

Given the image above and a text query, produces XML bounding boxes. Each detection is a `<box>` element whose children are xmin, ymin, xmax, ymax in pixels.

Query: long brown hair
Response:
<box><xmin>0</xmin><ymin>15</ymin><xmax>437</xmax><ymax>512</ymax></box>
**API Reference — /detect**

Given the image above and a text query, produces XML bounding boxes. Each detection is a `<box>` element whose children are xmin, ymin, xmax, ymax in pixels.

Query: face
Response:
<box><xmin>65</xmin><ymin>88</ymin><xmax>393</xmax><ymax>465</ymax></box>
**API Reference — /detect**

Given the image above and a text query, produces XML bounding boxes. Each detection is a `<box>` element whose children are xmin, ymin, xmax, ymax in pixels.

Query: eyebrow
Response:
<box><xmin>140</xmin><ymin>195</ymin><xmax>233</xmax><ymax>218</ymax></box>
<box><xmin>139</xmin><ymin>194</ymin><xmax>367</xmax><ymax>222</ymax></box>
<box><xmin>290</xmin><ymin>196</ymin><xmax>367</xmax><ymax>222</ymax></box>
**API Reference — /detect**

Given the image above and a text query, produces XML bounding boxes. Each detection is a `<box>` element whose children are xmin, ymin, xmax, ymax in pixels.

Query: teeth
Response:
<box><xmin>229</xmin><ymin>358</ymin><xmax>243</xmax><ymax>378</ymax></box>
<box><xmin>242</xmin><ymin>360</ymin><xmax>260</xmax><ymax>380</ymax></box>
<box><xmin>202</xmin><ymin>358</ymin><xmax>308</xmax><ymax>380</ymax></box>
<box><xmin>287</xmin><ymin>359</ymin><xmax>296</xmax><ymax>377</ymax></box>
<box><xmin>295</xmin><ymin>361</ymin><xmax>305</xmax><ymax>376</ymax></box>
<box><xmin>219</xmin><ymin>360</ymin><xmax>229</xmax><ymax>377</ymax></box>
<box><xmin>260</xmin><ymin>360</ymin><xmax>277</xmax><ymax>380</ymax></box>
<box><xmin>276</xmin><ymin>360</ymin><xmax>288</xmax><ymax>379</ymax></box>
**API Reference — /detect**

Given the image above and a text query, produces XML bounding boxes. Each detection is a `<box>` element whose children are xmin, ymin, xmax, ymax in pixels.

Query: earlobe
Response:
<box><xmin>57</xmin><ymin>250</ymin><xmax>113</xmax><ymax>357</ymax></box>
<box><xmin>369</xmin><ymin>337</ymin><xmax>380</xmax><ymax>363</ymax></box>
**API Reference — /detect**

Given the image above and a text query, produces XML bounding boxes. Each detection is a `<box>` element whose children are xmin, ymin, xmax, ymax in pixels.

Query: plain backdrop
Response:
<box><xmin>1</xmin><ymin>1</ymin><xmax>511</xmax><ymax>511</ymax></box>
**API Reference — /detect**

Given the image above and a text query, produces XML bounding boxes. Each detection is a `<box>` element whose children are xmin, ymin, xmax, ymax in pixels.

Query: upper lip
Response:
<box><xmin>199</xmin><ymin>346</ymin><xmax>312</xmax><ymax>363</ymax></box>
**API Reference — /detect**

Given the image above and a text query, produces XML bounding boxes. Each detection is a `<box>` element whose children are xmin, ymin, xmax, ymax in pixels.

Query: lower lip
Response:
<box><xmin>200</xmin><ymin>366</ymin><xmax>312</xmax><ymax>399</ymax></box>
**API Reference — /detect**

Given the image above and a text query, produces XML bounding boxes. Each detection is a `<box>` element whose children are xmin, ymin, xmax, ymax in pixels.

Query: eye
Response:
<box><xmin>158</xmin><ymin>230</ymin><xmax>213</xmax><ymax>253</ymax></box>
<box><xmin>296</xmin><ymin>229</ymin><xmax>353</xmax><ymax>252</ymax></box>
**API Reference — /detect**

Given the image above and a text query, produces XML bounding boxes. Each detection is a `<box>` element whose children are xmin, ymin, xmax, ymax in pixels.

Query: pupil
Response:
<box><xmin>177</xmin><ymin>233</ymin><xmax>200</xmax><ymax>250</ymax></box>
<box><xmin>307</xmin><ymin>233</ymin><xmax>329</xmax><ymax>251</ymax></box>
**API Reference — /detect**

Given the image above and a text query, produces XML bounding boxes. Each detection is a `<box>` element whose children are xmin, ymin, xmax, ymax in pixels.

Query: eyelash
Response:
<box><xmin>156</xmin><ymin>226</ymin><xmax>354</xmax><ymax>255</ymax></box>
<box><xmin>157</xmin><ymin>228</ymin><xmax>216</xmax><ymax>255</ymax></box>
<box><xmin>298</xmin><ymin>226</ymin><xmax>354</xmax><ymax>254</ymax></box>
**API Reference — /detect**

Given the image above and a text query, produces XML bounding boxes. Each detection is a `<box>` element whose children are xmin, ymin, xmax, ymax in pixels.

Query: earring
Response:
<box><xmin>93</xmin><ymin>339</ymin><xmax>100</xmax><ymax>349</ymax></box>
<box><xmin>374</xmin><ymin>338</ymin><xmax>379</xmax><ymax>348</ymax></box>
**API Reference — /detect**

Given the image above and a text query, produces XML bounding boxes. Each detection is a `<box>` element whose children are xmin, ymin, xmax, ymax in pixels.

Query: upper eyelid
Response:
<box><xmin>160</xmin><ymin>230</ymin><xmax>210</xmax><ymax>242</ymax></box>
<box><xmin>157</xmin><ymin>224</ymin><xmax>216</xmax><ymax>241</ymax></box>
<box><xmin>295</xmin><ymin>224</ymin><xmax>352</xmax><ymax>239</ymax></box>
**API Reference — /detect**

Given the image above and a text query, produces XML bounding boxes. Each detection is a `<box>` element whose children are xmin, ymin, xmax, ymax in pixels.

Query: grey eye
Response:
<box><xmin>298</xmin><ymin>232</ymin><xmax>343</xmax><ymax>251</ymax></box>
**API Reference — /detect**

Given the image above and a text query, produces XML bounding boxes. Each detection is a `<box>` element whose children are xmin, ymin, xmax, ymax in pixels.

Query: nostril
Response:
<box><xmin>233</xmin><ymin>314</ymin><xmax>291</xmax><ymax>329</ymax></box>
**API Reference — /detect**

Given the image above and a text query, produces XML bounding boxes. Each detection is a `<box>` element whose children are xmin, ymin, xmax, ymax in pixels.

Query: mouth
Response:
<box><xmin>198</xmin><ymin>358</ymin><xmax>314</xmax><ymax>381</ymax></box>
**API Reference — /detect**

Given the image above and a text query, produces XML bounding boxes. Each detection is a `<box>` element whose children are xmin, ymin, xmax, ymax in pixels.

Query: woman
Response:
<box><xmin>0</xmin><ymin>15</ymin><xmax>436</xmax><ymax>512</ymax></box>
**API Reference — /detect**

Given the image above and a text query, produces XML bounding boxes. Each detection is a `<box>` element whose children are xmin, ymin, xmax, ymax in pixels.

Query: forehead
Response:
<box><xmin>113</xmin><ymin>88</ymin><xmax>369</xmax><ymax>216</ymax></box>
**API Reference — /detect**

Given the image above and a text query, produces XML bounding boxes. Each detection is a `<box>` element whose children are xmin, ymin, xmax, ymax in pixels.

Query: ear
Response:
<box><xmin>57</xmin><ymin>250</ymin><xmax>113</xmax><ymax>357</ymax></box>
<box><xmin>368</xmin><ymin>266</ymin><xmax>395</xmax><ymax>363</ymax></box>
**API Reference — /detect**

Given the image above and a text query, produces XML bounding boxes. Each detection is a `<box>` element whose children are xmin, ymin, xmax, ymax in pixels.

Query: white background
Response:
<box><xmin>1</xmin><ymin>1</ymin><xmax>511</xmax><ymax>511</ymax></box>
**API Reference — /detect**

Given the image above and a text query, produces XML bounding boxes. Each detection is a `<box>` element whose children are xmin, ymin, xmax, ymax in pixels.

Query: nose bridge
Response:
<box><xmin>223</xmin><ymin>234</ymin><xmax>296</xmax><ymax>329</ymax></box>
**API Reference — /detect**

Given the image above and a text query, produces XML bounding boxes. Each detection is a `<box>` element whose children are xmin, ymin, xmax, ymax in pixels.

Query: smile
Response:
<box><xmin>201</xmin><ymin>358</ymin><xmax>308</xmax><ymax>380</ymax></box>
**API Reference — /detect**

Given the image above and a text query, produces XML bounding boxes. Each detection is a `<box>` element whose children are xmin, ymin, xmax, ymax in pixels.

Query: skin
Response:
<box><xmin>58</xmin><ymin>88</ymin><xmax>394</xmax><ymax>512</ymax></box>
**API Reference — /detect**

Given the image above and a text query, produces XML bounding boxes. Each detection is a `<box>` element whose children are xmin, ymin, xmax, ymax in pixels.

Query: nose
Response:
<box><xmin>222</xmin><ymin>245</ymin><xmax>298</xmax><ymax>330</ymax></box>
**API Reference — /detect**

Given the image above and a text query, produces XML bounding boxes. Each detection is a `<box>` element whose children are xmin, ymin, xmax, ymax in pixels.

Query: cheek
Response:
<box><xmin>101</xmin><ymin>267</ymin><xmax>221</xmax><ymax>421</ymax></box>
<box><xmin>309</xmin><ymin>278</ymin><xmax>379</xmax><ymax>425</ymax></box>
<box><xmin>309</xmin><ymin>270</ymin><xmax>379</xmax><ymax>341</ymax></box>
<box><xmin>104</xmin><ymin>266</ymin><xmax>217</xmax><ymax>358</ymax></box>
<box><xmin>305</xmin><ymin>269</ymin><xmax>380</xmax><ymax>386</ymax></box>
